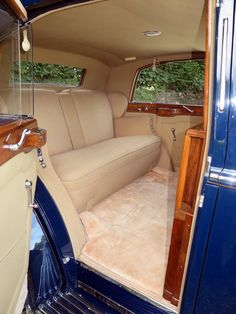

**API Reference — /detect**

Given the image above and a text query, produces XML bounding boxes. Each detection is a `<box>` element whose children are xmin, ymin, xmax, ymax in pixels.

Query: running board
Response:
<box><xmin>37</xmin><ymin>288</ymin><xmax>121</xmax><ymax>314</ymax></box>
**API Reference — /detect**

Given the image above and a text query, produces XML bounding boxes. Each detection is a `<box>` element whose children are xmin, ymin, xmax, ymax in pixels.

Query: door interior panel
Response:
<box><xmin>0</xmin><ymin>151</ymin><xmax>37</xmax><ymax>314</ymax></box>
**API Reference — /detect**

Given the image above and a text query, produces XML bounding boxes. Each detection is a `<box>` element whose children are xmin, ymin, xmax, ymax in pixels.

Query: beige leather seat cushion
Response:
<box><xmin>52</xmin><ymin>135</ymin><xmax>161</xmax><ymax>211</ymax></box>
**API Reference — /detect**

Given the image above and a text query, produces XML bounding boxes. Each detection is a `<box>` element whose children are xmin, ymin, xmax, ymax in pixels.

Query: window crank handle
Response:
<box><xmin>3</xmin><ymin>128</ymin><xmax>31</xmax><ymax>151</ymax></box>
<box><xmin>171</xmin><ymin>128</ymin><xmax>176</xmax><ymax>141</ymax></box>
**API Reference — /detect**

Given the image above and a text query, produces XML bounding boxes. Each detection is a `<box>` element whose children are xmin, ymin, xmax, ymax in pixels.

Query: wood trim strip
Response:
<box><xmin>127</xmin><ymin>103</ymin><xmax>203</xmax><ymax>117</ymax></box>
<box><xmin>1</xmin><ymin>0</ymin><xmax>28</xmax><ymax>22</ymax></box>
<box><xmin>0</xmin><ymin>116</ymin><xmax>47</xmax><ymax>166</ymax></box>
<box><xmin>203</xmin><ymin>0</ymin><xmax>211</xmax><ymax>131</ymax></box>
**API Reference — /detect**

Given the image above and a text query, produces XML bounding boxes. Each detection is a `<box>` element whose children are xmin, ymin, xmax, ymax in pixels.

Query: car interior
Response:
<box><xmin>0</xmin><ymin>0</ymin><xmax>208</xmax><ymax>311</ymax></box>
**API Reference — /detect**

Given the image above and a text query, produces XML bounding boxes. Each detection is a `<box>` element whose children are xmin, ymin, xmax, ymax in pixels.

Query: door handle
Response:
<box><xmin>171</xmin><ymin>128</ymin><xmax>177</xmax><ymax>141</ymax></box>
<box><xmin>25</xmin><ymin>180</ymin><xmax>38</xmax><ymax>209</ymax></box>
<box><xmin>219</xmin><ymin>18</ymin><xmax>228</xmax><ymax>112</ymax></box>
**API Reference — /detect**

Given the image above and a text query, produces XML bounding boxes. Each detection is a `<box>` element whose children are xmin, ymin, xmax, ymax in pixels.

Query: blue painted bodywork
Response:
<box><xmin>195</xmin><ymin>186</ymin><xmax>236</xmax><ymax>313</ymax></box>
<box><xmin>21</xmin><ymin>0</ymin><xmax>93</xmax><ymax>19</ymax></box>
<box><xmin>23</xmin><ymin>0</ymin><xmax>236</xmax><ymax>312</ymax></box>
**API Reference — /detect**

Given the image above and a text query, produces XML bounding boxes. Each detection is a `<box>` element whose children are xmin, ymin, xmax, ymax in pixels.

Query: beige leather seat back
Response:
<box><xmin>58</xmin><ymin>91</ymin><xmax>86</xmax><ymax>150</ymax></box>
<box><xmin>33</xmin><ymin>88</ymin><xmax>73</xmax><ymax>156</ymax></box>
<box><xmin>21</xmin><ymin>87</ymin><xmax>87</xmax><ymax>257</ymax></box>
<box><xmin>107</xmin><ymin>92</ymin><xmax>128</xmax><ymax>118</ymax></box>
<box><xmin>70</xmin><ymin>89</ymin><xmax>114</xmax><ymax>146</ymax></box>
<box><xmin>0</xmin><ymin>95</ymin><xmax>7</xmax><ymax>113</ymax></box>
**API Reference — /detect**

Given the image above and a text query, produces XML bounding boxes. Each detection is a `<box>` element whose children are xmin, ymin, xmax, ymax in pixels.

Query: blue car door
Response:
<box><xmin>182</xmin><ymin>1</ymin><xmax>236</xmax><ymax>313</ymax></box>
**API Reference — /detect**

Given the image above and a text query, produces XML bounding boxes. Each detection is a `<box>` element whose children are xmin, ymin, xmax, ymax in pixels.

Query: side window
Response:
<box><xmin>16</xmin><ymin>61</ymin><xmax>85</xmax><ymax>87</ymax></box>
<box><xmin>132</xmin><ymin>59</ymin><xmax>205</xmax><ymax>106</ymax></box>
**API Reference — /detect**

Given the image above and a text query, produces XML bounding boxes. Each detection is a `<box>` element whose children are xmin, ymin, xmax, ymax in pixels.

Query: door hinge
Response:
<box><xmin>205</xmin><ymin>156</ymin><xmax>212</xmax><ymax>178</ymax></box>
<box><xmin>37</xmin><ymin>148</ymin><xmax>47</xmax><ymax>168</ymax></box>
<box><xmin>199</xmin><ymin>194</ymin><xmax>205</xmax><ymax>208</ymax></box>
<box><xmin>216</xmin><ymin>0</ymin><xmax>223</xmax><ymax>7</ymax></box>
<box><xmin>62</xmin><ymin>256</ymin><xmax>71</xmax><ymax>264</ymax></box>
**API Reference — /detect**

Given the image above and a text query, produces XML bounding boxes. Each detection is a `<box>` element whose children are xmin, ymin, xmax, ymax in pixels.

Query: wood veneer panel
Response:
<box><xmin>127</xmin><ymin>103</ymin><xmax>203</xmax><ymax>117</ymax></box>
<box><xmin>0</xmin><ymin>116</ymin><xmax>47</xmax><ymax>166</ymax></box>
<box><xmin>163</xmin><ymin>126</ymin><xmax>206</xmax><ymax>306</ymax></box>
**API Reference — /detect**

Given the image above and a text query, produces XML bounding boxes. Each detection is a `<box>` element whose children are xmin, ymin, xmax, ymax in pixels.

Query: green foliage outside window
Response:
<box><xmin>133</xmin><ymin>59</ymin><xmax>205</xmax><ymax>105</ymax></box>
<box><xmin>13</xmin><ymin>61</ymin><xmax>84</xmax><ymax>86</ymax></box>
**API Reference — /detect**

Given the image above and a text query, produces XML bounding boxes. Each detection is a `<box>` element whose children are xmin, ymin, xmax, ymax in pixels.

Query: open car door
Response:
<box><xmin>0</xmin><ymin>3</ymin><xmax>46</xmax><ymax>313</ymax></box>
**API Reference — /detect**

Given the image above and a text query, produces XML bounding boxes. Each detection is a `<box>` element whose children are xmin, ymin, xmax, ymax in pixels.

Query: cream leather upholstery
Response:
<box><xmin>70</xmin><ymin>90</ymin><xmax>114</xmax><ymax>145</ymax></box>
<box><xmin>0</xmin><ymin>95</ymin><xmax>7</xmax><ymax>113</ymax></box>
<box><xmin>52</xmin><ymin>135</ymin><xmax>160</xmax><ymax>211</ymax></box>
<box><xmin>30</xmin><ymin>87</ymin><xmax>161</xmax><ymax>212</ymax></box>
<box><xmin>59</xmin><ymin>92</ymin><xmax>86</xmax><ymax>149</ymax></box>
<box><xmin>34</xmin><ymin>89</ymin><xmax>73</xmax><ymax>156</ymax></box>
<box><xmin>107</xmin><ymin>92</ymin><xmax>127</xmax><ymax>118</ymax></box>
<box><xmin>0</xmin><ymin>151</ymin><xmax>37</xmax><ymax>314</ymax></box>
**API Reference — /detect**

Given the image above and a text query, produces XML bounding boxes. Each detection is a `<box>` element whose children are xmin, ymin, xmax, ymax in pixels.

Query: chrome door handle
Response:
<box><xmin>183</xmin><ymin>105</ymin><xmax>194</xmax><ymax>113</ymax></box>
<box><xmin>3</xmin><ymin>128</ymin><xmax>31</xmax><ymax>151</ymax></box>
<box><xmin>219</xmin><ymin>18</ymin><xmax>228</xmax><ymax>112</ymax></box>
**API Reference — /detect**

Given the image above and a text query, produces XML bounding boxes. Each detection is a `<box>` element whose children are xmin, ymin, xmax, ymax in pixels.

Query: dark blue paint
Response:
<box><xmin>35</xmin><ymin>178</ymin><xmax>77</xmax><ymax>290</ymax></box>
<box><xmin>194</xmin><ymin>187</ymin><xmax>236</xmax><ymax>313</ymax></box>
<box><xmin>77</xmin><ymin>262</ymin><xmax>175</xmax><ymax>314</ymax></box>
<box><xmin>219</xmin><ymin>0</ymin><xmax>236</xmax><ymax>188</ymax></box>
<box><xmin>208</xmin><ymin>0</ymin><xmax>234</xmax><ymax>183</ymax></box>
<box><xmin>21</xmin><ymin>0</ymin><xmax>40</xmax><ymax>6</ymax></box>
<box><xmin>180</xmin><ymin>183</ymin><xmax>219</xmax><ymax>313</ymax></box>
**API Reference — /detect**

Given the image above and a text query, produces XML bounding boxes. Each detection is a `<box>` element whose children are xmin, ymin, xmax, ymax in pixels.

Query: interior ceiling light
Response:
<box><xmin>124</xmin><ymin>56</ymin><xmax>137</xmax><ymax>62</ymax></box>
<box><xmin>143</xmin><ymin>30</ymin><xmax>162</xmax><ymax>37</ymax></box>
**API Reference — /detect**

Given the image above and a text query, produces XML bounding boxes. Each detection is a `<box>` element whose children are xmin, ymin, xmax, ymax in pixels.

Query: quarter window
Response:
<box><xmin>132</xmin><ymin>59</ymin><xmax>205</xmax><ymax>106</ymax></box>
<box><xmin>13</xmin><ymin>61</ymin><xmax>85</xmax><ymax>86</ymax></box>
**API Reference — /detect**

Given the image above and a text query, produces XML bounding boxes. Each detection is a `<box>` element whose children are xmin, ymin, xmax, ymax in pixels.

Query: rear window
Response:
<box><xmin>14</xmin><ymin>61</ymin><xmax>85</xmax><ymax>86</ymax></box>
<box><xmin>132</xmin><ymin>59</ymin><xmax>205</xmax><ymax>106</ymax></box>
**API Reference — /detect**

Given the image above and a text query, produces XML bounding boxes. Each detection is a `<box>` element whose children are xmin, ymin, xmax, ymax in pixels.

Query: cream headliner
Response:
<box><xmin>32</xmin><ymin>0</ymin><xmax>206</xmax><ymax>66</ymax></box>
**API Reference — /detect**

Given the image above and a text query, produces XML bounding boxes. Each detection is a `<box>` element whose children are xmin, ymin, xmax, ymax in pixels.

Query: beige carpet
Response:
<box><xmin>79</xmin><ymin>167</ymin><xmax>178</xmax><ymax>308</ymax></box>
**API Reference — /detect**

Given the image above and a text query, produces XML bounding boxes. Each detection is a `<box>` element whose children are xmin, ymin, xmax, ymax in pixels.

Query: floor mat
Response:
<box><xmin>79</xmin><ymin>167</ymin><xmax>178</xmax><ymax>307</ymax></box>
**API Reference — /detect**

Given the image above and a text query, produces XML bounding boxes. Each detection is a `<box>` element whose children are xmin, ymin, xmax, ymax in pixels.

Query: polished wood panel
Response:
<box><xmin>127</xmin><ymin>102</ymin><xmax>203</xmax><ymax>117</ymax></box>
<box><xmin>0</xmin><ymin>116</ymin><xmax>47</xmax><ymax>166</ymax></box>
<box><xmin>163</xmin><ymin>125</ymin><xmax>206</xmax><ymax>306</ymax></box>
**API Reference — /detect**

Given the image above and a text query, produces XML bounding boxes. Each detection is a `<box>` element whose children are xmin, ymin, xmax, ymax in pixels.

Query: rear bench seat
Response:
<box><xmin>32</xmin><ymin>88</ymin><xmax>161</xmax><ymax>212</ymax></box>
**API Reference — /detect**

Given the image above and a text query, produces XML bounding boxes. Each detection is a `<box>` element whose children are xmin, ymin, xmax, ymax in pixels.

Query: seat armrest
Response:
<box><xmin>114</xmin><ymin>113</ymin><xmax>157</xmax><ymax>137</ymax></box>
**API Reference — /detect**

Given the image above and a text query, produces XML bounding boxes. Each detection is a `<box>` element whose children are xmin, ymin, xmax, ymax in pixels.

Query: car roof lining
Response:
<box><xmin>31</xmin><ymin>0</ymin><xmax>206</xmax><ymax>66</ymax></box>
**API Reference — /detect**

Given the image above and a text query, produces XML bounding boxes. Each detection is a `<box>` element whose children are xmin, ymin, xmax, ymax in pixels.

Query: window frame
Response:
<box><xmin>128</xmin><ymin>53</ymin><xmax>205</xmax><ymax>116</ymax></box>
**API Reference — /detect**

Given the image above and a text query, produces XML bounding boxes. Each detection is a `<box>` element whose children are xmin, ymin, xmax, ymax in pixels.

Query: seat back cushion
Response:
<box><xmin>0</xmin><ymin>95</ymin><xmax>7</xmax><ymax>113</ymax></box>
<box><xmin>58</xmin><ymin>92</ymin><xmax>86</xmax><ymax>150</ymax></box>
<box><xmin>107</xmin><ymin>92</ymin><xmax>128</xmax><ymax>118</ymax></box>
<box><xmin>32</xmin><ymin>89</ymin><xmax>73</xmax><ymax>156</ymax></box>
<box><xmin>70</xmin><ymin>90</ymin><xmax>114</xmax><ymax>146</ymax></box>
